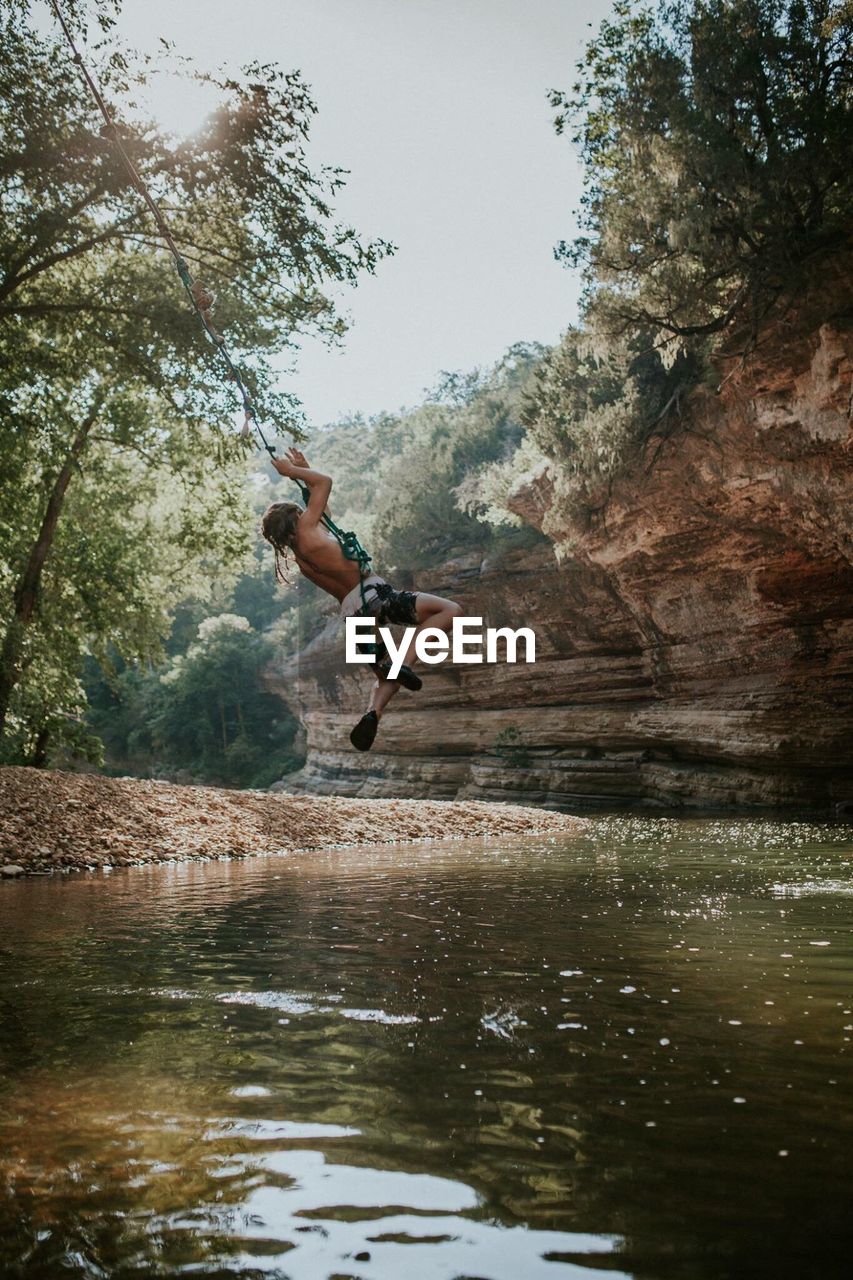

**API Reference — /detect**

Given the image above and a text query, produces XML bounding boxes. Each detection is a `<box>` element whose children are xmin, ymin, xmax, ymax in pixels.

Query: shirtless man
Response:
<box><xmin>261</xmin><ymin>448</ymin><xmax>462</xmax><ymax>751</ymax></box>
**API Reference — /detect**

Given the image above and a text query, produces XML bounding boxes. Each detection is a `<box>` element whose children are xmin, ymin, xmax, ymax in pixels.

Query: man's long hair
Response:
<box><xmin>261</xmin><ymin>501</ymin><xmax>302</xmax><ymax>584</ymax></box>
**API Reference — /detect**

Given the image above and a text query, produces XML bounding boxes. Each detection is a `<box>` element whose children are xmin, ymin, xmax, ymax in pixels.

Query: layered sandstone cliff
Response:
<box><xmin>267</xmin><ymin>298</ymin><xmax>853</xmax><ymax>812</ymax></box>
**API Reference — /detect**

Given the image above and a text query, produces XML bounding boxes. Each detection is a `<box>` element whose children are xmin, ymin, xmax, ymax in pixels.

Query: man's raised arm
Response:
<box><xmin>271</xmin><ymin>448</ymin><xmax>332</xmax><ymax>524</ymax></box>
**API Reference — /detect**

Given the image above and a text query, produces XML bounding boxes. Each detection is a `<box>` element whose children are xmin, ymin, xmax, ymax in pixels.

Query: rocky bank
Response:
<box><xmin>269</xmin><ymin>290</ymin><xmax>853</xmax><ymax>813</ymax></box>
<box><xmin>0</xmin><ymin>766</ymin><xmax>581</xmax><ymax>876</ymax></box>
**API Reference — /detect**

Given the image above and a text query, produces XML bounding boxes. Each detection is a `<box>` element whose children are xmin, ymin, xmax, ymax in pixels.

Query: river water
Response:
<box><xmin>0</xmin><ymin>817</ymin><xmax>851</xmax><ymax>1279</ymax></box>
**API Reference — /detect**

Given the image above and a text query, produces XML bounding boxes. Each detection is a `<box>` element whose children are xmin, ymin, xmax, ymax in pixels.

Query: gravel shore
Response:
<box><xmin>0</xmin><ymin>767</ymin><xmax>581</xmax><ymax>876</ymax></box>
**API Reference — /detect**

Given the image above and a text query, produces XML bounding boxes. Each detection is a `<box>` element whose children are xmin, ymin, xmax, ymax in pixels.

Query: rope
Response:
<box><xmin>48</xmin><ymin>0</ymin><xmax>374</xmax><ymax>592</ymax></box>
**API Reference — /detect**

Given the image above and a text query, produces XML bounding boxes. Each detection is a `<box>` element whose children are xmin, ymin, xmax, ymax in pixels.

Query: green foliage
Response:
<box><xmin>86</xmin><ymin>614</ymin><xmax>303</xmax><ymax>788</ymax></box>
<box><xmin>519</xmin><ymin>327</ymin><xmax>701</xmax><ymax>502</ymax></box>
<box><xmin>551</xmin><ymin>0</ymin><xmax>853</xmax><ymax>354</ymax></box>
<box><xmin>492</xmin><ymin>725</ymin><xmax>531</xmax><ymax>769</ymax></box>
<box><xmin>0</xmin><ymin>442</ymin><xmax>259</xmax><ymax>764</ymax></box>
<box><xmin>2</xmin><ymin>653</ymin><xmax>103</xmax><ymax>769</ymax></box>
<box><xmin>0</xmin><ymin>6</ymin><xmax>389</xmax><ymax>764</ymax></box>
<box><xmin>80</xmin><ymin>467</ymin><xmax>316</xmax><ymax>786</ymax></box>
<box><xmin>509</xmin><ymin>0</ymin><xmax>853</xmax><ymax>520</ymax></box>
<box><xmin>306</xmin><ymin>344</ymin><xmax>548</xmax><ymax>571</ymax></box>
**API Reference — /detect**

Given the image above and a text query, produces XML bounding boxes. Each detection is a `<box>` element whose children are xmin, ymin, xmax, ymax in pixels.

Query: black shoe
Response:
<box><xmin>372</xmin><ymin>660</ymin><xmax>422</xmax><ymax>692</ymax></box>
<box><xmin>350</xmin><ymin>710</ymin><xmax>379</xmax><ymax>752</ymax></box>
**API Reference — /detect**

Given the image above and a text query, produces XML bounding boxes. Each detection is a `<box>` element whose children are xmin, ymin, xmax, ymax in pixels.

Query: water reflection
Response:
<box><xmin>0</xmin><ymin>818</ymin><xmax>851</xmax><ymax>1278</ymax></box>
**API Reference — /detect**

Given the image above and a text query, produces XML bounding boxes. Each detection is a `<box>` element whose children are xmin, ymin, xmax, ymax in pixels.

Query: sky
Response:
<box><xmin>99</xmin><ymin>0</ymin><xmax>614</xmax><ymax>425</ymax></box>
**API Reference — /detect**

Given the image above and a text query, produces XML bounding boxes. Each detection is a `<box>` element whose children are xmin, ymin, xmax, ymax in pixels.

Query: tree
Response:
<box><xmin>97</xmin><ymin>613</ymin><xmax>302</xmax><ymax>787</ymax></box>
<box><xmin>495</xmin><ymin>0</ymin><xmax>853</xmax><ymax>524</ymax></box>
<box><xmin>551</xmin><ymin>0</ymin><xmax>853</xmax><ymax>357</ymax></box>
<box><xmin>304</xmin><ymin>345</ymin><xmax>547</xmax><ymax>572</ymax></box>
<box><xmin>0</xmin><ymin>4</ymin><xmax>391</xmax><ymax>756</ymax></box>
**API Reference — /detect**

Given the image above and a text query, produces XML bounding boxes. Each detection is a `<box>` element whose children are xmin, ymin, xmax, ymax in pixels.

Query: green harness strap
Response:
<box><xmin>49</xmin><ymin>0</ymin><xmax>376</xmax><ymax>611</ymax></box>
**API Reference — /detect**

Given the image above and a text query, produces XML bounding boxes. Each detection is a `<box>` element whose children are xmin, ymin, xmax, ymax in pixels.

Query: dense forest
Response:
<box><xmin>1</xmin><ymin>0</ymin><xmax>850</xmax><ymax>785</ymax></box>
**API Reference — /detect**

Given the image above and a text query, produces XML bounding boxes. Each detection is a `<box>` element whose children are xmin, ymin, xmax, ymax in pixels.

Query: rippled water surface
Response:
<box><xmin>1</xmin><ymin>817</ymin><xmax>852</xmax><ymax>1279</ymax></box>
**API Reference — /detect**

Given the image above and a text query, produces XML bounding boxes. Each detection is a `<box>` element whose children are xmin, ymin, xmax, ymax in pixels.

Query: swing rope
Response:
<box><xmin>48</xmin><ymin>0</ymin><xmax>374</xmax><ymax>590</ymax></box>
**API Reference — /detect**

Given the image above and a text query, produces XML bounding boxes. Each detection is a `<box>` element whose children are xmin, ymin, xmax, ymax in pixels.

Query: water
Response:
<box><xmin>0</xmin><ymin>817</ymin><xmax>851</xmax><ymax>1280</ymax></box>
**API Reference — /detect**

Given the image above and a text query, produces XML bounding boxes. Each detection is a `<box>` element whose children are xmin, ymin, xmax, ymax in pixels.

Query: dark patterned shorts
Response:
<box><xmin>363</xmin><ymin>581</ymin><xmax>420</xmax><ymax>627</ymax></box>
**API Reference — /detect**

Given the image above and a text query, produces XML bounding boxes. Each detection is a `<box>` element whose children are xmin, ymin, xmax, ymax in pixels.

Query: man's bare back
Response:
<box><xmin>292</xmin><ymin>524</ymin><xmax>362</xmax><ymax>603</ymax></box>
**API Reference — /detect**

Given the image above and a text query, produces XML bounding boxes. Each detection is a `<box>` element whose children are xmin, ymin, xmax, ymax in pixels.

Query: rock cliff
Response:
<box><xmin>267</xmin><ymin>294</ymin><xmax>853</xmax><ymax>812</ymax></box>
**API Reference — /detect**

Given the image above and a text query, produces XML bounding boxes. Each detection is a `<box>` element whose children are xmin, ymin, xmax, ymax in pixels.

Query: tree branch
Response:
<box><xmin>0</xmin><ymin>210</ymin><xmax>145</xmax><ymax>303</ymax></box>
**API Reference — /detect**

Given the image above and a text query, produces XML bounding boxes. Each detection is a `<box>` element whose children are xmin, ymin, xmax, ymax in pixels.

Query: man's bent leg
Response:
<box><xmin>349</xmin><ymin>594</ymin><xmax>462</xmax><ymax>751</ymax></box>
<box><xmin>402</xmin><ymin>594</ymin><xmax>464</xmax><ymax>668</ymax></box>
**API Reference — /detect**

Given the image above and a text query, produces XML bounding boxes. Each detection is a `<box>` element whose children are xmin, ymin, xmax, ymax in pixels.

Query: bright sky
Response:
<box><xmin>104</xmin><ymin>0</ymin><xmax>613</xmax><ymax>425</ymax></box>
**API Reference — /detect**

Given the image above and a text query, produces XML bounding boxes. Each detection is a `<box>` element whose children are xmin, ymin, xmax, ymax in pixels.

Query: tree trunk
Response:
<box><xmin>0</xmin><ymin>408</ymin><xmax>98</xmax><ymax>735</ymax></box>
<box><xmin>31</xmin><ymin>725</ymin><xmax>50</xmax><ymax>768</ymax></box>
<box><xmin>219</xmin><ymin>699</ymin><xmax>228</xmax><ymax>753</ymax></box>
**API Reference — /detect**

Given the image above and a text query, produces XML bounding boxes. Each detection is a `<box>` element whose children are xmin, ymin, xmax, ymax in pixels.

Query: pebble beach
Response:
<box><xmin>0</xmin><ymin>766</ymin><xmax>581</xmax><ymax>877</ymax></box>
